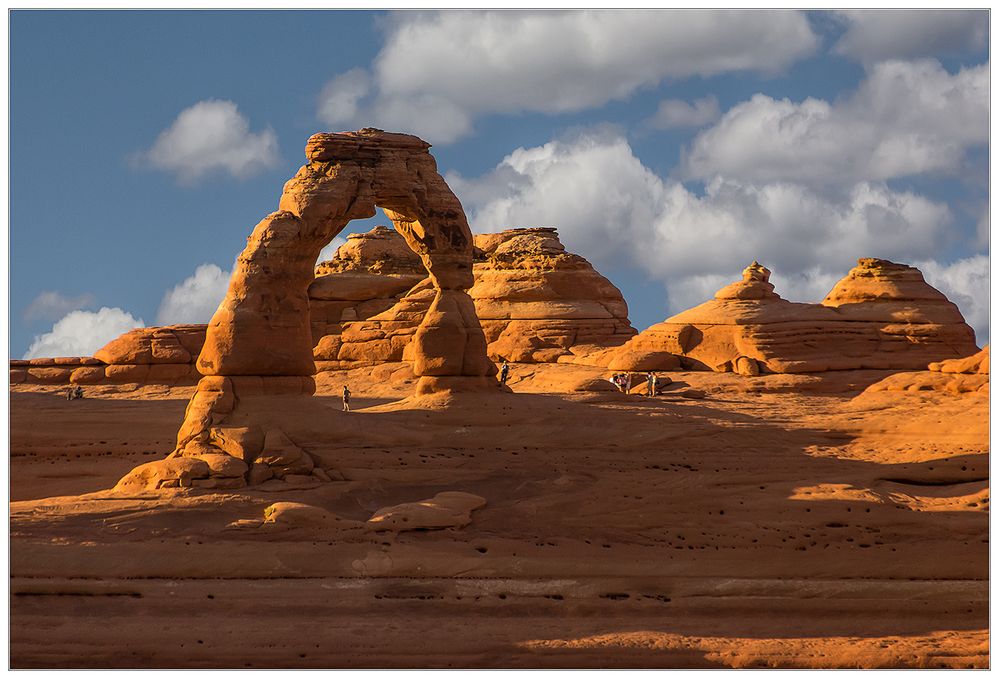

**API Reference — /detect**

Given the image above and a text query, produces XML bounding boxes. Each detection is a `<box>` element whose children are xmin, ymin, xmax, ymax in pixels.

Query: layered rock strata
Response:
<box><xmin>864</xmin><ymin>346</ymin><xmax>990</xmax><ymax>395</ymax></box>
<box><xmin>594</xmin><ymin>259</ymin><xmax>978</xmax><ymax>374</ymax></box>
<box><xmin>314</xmin><ymin>226</ymin><xmax>636</xmax><ymax>368</ymax></box>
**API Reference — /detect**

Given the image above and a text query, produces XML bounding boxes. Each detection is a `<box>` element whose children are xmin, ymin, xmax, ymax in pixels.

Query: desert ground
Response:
<box><xmin>9</xmin><ymin>363</ymin><xmax>988</xmax><ymax>668</ymax></box>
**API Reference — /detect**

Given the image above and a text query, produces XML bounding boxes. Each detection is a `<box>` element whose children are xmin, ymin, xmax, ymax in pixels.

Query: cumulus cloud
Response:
<box><xmin>646</xmin><ymin>96</ymin><xmax>720</xmax><ymax>130</ymax></box>
<box><xmin>23</xmin><ymin>307</ymin><xmax>145</xmax><ymax>359</ymax></box>
<box><xmin>23</xmin><ymin>291</ymin><xmax>97</xmax><ymax>322</ymax></box>
<box><xmin>916</xmin><ymin>254</ymin><xmax>990</xmax><ymax>344</ymax></box>
<box><xmin>143</xmin><ymin>99</ymin><xmax>279</xmax><ymax>182</ymax></box>
<box><xmin>319</xmin><ymin>10</ymin><xmax>818</xmax><ymax>143</ymax></box>
<box><xmin>833</xmin><ymin>10</ymin><xmax>987</xmax><ymax>63</ymax></box>
<box><xmin>683</xmin><ymin>59</ymin><xmax>989</xmax><ymax>187</ymax></box>
<box><xmin>156</xmin><ymin>263</ymin><xmax>232</xmax><ymax>325</ymax></box>
<box><xmin>448</xmin><ymin>130</ymin><xmax>962</xmax><ymax>318</ymax></box>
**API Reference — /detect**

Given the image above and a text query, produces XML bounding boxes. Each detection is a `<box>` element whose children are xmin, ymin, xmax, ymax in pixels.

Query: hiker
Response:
<box><xmin>499</xmin><ymin>361</ymin><xmax>510</xmax><ymax>386</ymax></box>
<box><xmin>74</xmin><ymin>385</ymin><xmax>84</xmax><ymax>400</ymax></box>
<box><xmin>342</xmin><ymin>385</ymin><xmax>351</xmax><ymax>412</ymax></box>
<box><xmin>66</xmin><ymin>387</ymin><xmax>75</xmax><ymax>401</ymax></box>
<box><xmin>646</xmin><ymin>372</ymin><xmax>658</xmax><ymax>397</ymax></box>
<box><xmin>624</xmin><ymin>372</ymin><xmax>632</xmax><ymax>393</ymax></box>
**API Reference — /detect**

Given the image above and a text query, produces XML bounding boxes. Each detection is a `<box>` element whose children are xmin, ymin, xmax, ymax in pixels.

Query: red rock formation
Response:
<box><xmin>864</xmin><ymin>345</ymin><xmax>990</xmax><ymax>395</ymax></box>
<box><xmin>472</xmin><ymin>228</ymin><xmax>635</xmax><ymax>362</ymax></box>
<box><xmin>594</xmin><ymin>259</ymin><xmax>979</xmax><ymax>374</ymax></box>
<box><xmin>139</xmin><ymin>129</ymin><xmax>496</xmax><ymax>489</ymax></box>
<box><xmin>316</xmin><ymin>226</ymin><xmax>635</xmax><ymax>368</ymax></box>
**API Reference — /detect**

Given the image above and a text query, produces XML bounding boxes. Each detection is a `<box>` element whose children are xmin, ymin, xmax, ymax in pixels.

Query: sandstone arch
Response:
<box><xmin>198</xmin><ymin>128</ymin><xmax>493</xmax><ymax>387</ymax></box>
<box><xmin>125</xmin><ymin>129</ymin><xmax>497</xmax><ymax>491</ymax></box>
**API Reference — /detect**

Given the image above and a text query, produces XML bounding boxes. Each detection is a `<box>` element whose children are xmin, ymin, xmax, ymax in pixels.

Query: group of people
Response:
<box><xmin>610</xmin><ymin>372</ymin><xmax>633</xmax><ymax>393</ymax></box>
<box><xmin>611</xmin><ymin>371</ymin><xmax>662</xmax><ymax>396</ymax></box>
<box><xmin>65</xmin><ymin>386</ymin><xmax>84</xmax><ymax>401</ymax></box>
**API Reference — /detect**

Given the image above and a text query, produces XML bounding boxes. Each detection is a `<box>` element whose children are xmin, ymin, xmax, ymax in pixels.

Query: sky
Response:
<box><xmin>9</xmin><ymin>9</ymin><xmax>991</xmax><ymax>358</ymax></box>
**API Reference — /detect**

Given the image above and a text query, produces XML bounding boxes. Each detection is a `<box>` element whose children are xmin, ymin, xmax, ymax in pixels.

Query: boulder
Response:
<box><xmin>367</xmin><ymin>491</ymin><xmax>487</xmax><ymax>532</ymax></box>
<box><xmin>114</xmin><ymin>458</ymin><xmax>211</xmax><ymax>492</ymax></box>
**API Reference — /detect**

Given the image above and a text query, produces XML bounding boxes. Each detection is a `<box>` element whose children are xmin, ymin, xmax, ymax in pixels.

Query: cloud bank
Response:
<box><xmin>448</xmin><ymin>130</ymin><xmax>988</xmax><ymax>341</ymax></box>
<box><xmin>319</xmin><ymin>10</ymin><xmax>818</xmax><ymax>143</ymax></box>
<box><xmin>833</xmin><ymin>10</ymin><xmax>988</xmax><ymax>63</ymax></box>
<box><xmin>682</xmin><ymin>59</ymin><xmax>988</xmax><ymax>187</ymax></box>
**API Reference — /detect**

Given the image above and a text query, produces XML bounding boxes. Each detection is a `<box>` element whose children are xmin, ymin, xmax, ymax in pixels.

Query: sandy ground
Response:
<box><xmin>9</xmin><ymin>364</ymin><xmax>989</xmax><ymax>668</ymax></box>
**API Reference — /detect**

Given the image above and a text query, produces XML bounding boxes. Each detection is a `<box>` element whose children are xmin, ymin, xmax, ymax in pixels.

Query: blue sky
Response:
<box><xmin>10</xmin><ymin>10</ymin><xmax>990</xmax><ymax>358</ymax></box>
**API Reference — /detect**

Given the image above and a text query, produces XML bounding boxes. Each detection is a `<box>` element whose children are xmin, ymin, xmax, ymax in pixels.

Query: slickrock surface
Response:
<box><xmin>862</xmin><ymin>345</ymin><xmax>990</xmax><ymax>395</ymax></box>
<box><xmin>10</xmin><ymin>364</ymin><xmax>987</xmax><ymax>668</ymax></box>
<box><xmin>595</xmin><ymin>259</ymin><xmax>978</xmax><ymax>374</ymax></box>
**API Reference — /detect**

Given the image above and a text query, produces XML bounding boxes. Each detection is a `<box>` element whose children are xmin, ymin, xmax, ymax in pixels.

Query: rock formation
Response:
<box><xmin>471</xmin><ymin>228</ymin><xmax>635</xmax><ymax>362</ymax></box>
<box><xmin>366</xmin><ymin>491</ymin><xmax>486</xmax><ymax>532</ymax></box>
<box><xmin>315</xmin><ymin>226</ymin><xmax>635</xmax><ymax>368</ymax></box>
<box><xmin>593</xmin><ymin>259</ymin><xmax>979</xmax><ymax>374</ymax></box>
<box><xmin>864</xmin><ymin>345</ymin><xmax>990</xmax><ymax>395</ymax></box>
<box><xmin>123</xmin><ymin>128</ymin><xmax>497</xmax><ymax>490</ymax></box>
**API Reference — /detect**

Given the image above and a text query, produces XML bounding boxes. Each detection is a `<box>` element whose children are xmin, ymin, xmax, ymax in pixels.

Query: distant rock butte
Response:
<box><xmin>590</xmin><ymin>258</ymin><xmax>979</xmax><ymax>374</ymax></box>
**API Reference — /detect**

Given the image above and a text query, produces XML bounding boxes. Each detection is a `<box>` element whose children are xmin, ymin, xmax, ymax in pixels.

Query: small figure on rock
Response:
<box><xmin>623</xmin><ymin>372</ymin><xmax>632</xmax><ymax>393</ymax></box>
<box><xmin>66</xmin><ymin>386</ymin><xmax>84</xmax><ymax>401</ymax></box>
<box><xmin>342</xmin><ymin>385</ymin><xmax>351</xmax><ymax>412</ymax></box>
<box><xmin>646</xmin><ymin>372</ymin><xmax>659</xmax><ymax>397</ymax></box>
<box><xmin>499</xmin><ymin>361</ymin><xmax>510</xmax><ymax>386</ymax></box>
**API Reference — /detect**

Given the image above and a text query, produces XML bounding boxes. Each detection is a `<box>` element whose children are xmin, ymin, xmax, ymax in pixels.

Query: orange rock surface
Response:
<box><xmin>315</xmin><ymin>226</ymin><xmax>636</xmax><ymax>368</ymax></box>
<box><xmin>595</xmin><ymin>259</ymin><xmax>978</xmax><ymax>374</ymax></box>
<box><xmin>9</xmin><ymin>363</ymin><xmax>987</xmax><ymax>668</ymax></box>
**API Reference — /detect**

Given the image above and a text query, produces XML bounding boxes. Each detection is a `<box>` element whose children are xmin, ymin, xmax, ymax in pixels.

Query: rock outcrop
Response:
<box><xmin>315</xmin><ymin>226</ymin><xmax>635</xmax><ymax>368</ymax></box>
<box><xmin>864</xmin><ymin>346</ymin><xmax>990</xmax><ymax>395</ymax></box>
<box><xmin>472</xmin><ymin>228</ymin><xmax>635</xmax><ymax>362</ymax></box>
<box><xmin>594</xmin><ymin>259</ymin><xmax>979</xmax><ymax>374</ymax></box>
<box><xmin>367</xmin><ymin>491</ymin><xmax>487</xmax><ymax>532</ymax></box>
<box><xmin>11</xmin><ymin>326</ymin><xmax>206</xmax><ymax>387</ymax></box>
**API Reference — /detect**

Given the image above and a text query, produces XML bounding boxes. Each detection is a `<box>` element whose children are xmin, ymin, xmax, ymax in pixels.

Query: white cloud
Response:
<box><xmin>317</xmin><ymin>235</ymin><xmax>348</xmax><ymax>266</ymax></box>
<box><xmin>319</xmin><ymin>10</ymin><xmax>818</xmax><ymax>143</ymax></box>
<box><xmin>317</xmin><ymin>68</ymin><xmax>370</xmax><ymax>126</ymax></box>
<box><xmin>682</xmin><ymin>59</ymin><xmax>988</xmax><ymax>187</ymax></box>
<box><xmin>833</xmin><ymin>10</ymin><xmax>987</xmax><ymax>63</ymax></box>
<box><xmin>156</xmin><ymin>263</ymin><xmax>232</xmax><ymax>325</ymax></box>
<box><xmin>23</xmin><ymin>291</ymin><xmax>97</xmax><ymax>322</ymax></box>
<box><xmin>449</xmin><ymin>130</ymin><xmax>957</xmax><ymax>317</ymax></box>
<box><xmin>646</xmin><ymin>96</ymin><xmax>720</xmax><ymax>130</ymax></box>
<box><xmin>916</xmin><ymin>255</ymin><xmax>990</xmax><ymax>345</ymax></box>
<box><xmin>23</xmin><ymin>307</ymin><xmax>145</xmax><ymax>359</ymax></box>
<box><xmin>144</xmin><ymin>99</ymin><xmax>279</xmax><ymax>182</ymax></box>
